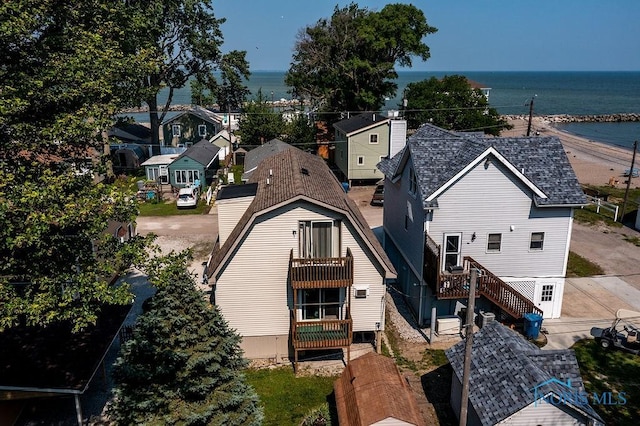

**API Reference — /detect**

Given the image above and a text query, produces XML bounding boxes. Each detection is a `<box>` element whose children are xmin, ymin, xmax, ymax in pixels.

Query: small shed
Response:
<box><xmin>168</xmin><ymin>139</ymin><xmax>220</xmax><ymax>190</ymax></box>
<box><xmin>334</xmin><ymin>352</ymin><xmax>424</xmax><ymax>426</ymax></box>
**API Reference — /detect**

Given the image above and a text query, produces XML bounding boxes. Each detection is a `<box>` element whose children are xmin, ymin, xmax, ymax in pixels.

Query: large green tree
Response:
<box><xmin>125</xmin><ymin>0</ymin><xmax>249</xmax><ymax>150</ymax></box>
<box><xmin>285</xmin><ymin>3</ymin><xmax>437</xmax><ymax>115</ymax></box>
<box><xmin>238</xmin><ymin>89</ymin><xmax>285</xmax><ymax>146</ymax></box>
<box><xmin>404</xmin><ymin>75</ymin><xmax>512</xmax><ymax>135</ymax></box>
<box><xmin>0</xmin><ymin>1</ymin><xmax>152</xmax><ymax>331</ymax></box>
<box><xmin>110</xmin><ymin>252</ymin><xmax>263</xmax><ymax>425</ymax></box>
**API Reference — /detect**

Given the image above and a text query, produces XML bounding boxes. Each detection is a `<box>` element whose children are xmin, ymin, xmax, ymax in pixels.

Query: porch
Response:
<box><xmin>424</xmin><ymin>234</ymin><xmax>543</xmax><ymax>319</ymax></box>
<box><xmin>289</xmin><ymin>249</ymin><xmax>354</xmax><ymax>372</ymax></box>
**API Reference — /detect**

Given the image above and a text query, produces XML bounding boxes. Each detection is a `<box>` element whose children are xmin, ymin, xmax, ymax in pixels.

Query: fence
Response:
<box><xmin>583</xmin><ymin>194</ymin><xmax>619</xmax><ymax>222</ymax></box>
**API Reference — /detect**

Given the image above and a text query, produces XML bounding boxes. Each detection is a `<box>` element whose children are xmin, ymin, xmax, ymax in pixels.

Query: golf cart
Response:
<box><xmin>590</xmin><ymin>309</ymin><xmax>640</xmax><ymax>355</ymax></box>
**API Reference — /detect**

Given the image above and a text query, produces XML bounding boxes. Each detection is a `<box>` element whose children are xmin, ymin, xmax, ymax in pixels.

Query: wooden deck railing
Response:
<box><xmin>423</xmin><ymin>235</ymin><xmax>543</xmax><ymax>318</ymax></box>
<box><xmin>289</xmin><ymin>248</ymin><xmax>353</xmax><ymax>289</ymax></box>
<box><xmin>290</xmin><ymin>308</ymin><xmax>353</xmax><ymax>350</ymax></box>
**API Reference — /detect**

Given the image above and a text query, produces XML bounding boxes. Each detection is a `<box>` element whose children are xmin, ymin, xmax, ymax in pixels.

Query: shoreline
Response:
<box><xmin>502</xmin><ymin>116</ymin><xmax>637</xmax><ymax>188</ymax></box>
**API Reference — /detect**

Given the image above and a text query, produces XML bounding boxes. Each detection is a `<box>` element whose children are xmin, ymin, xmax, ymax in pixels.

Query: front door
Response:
<box><xmin>537</xmin><ymin>283</ymin><xmax>555</xmax><ymax>318</ymax></box>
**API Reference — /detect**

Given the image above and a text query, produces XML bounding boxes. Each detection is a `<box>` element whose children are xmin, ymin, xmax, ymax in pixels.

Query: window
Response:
<box><xmin>300</xmin><ymin>288</ymin><xmax>342</xmax><ymax>320</ymax></box>
<box><xmin>175</xmin><ymin>169</ymin><xmax>199</xmax><ymax>185</ymax></box>
<box><xmin>198</xmin><ymin>124</ymin><xmax>207</xmax><ymax>137</ymax></box>
<box><xmin>530</xmin><ymin>232</ymin><xmax>545</xmax><ymax>250</ymax></box>
<box><xmin>357</xmin><ymin>156</ymin><xmax>364</xmax><ymax>165</ymax></box>
<box><xmin>444</xmin><ymin>234</ymin><xmax>461</xmax><ymax>269</ymax></box>
<box><xmin>487</xmin><ymin>233</ymin><xmax>502</xmax><ymax>252</ymax></box>
<box><xmin>369</xmin><ymin>133</ymin><xmax>379</xmax><ymax>144</ymax></box>
<box><xmin>354</xmin><ymin>286</ymin><xmax>369</xmax><ymax>298</ymax></box>
<box><xmin>299</xmin><ymin>220</ymin><xmax>340</xmax><ymax>258</ymax></box>
<box><xmin>172</xmin><ymin>124</ymin><xmax>181</xmax><ymax>137</ymax></box>
<box><xmin>541</xmin><ymin>284</ymin><xmax>554</xmax><ymax>302</ymax></box>
<box><xmin>409</xmin><ymin>168</ymin><xmax>417</xmax><ymax>194</ymax></box>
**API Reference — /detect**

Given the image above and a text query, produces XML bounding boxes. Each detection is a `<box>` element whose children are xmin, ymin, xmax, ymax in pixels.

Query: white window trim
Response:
<box><xmin>357</xmin><ymin>155</ymin><xmax>365</xmax><ymax>166</ymax></box>
<box><xmin>369</xmin><ymin>133</ymin><xmax>379</xmax><ymax>144</ymax></box>
<box><xmin>443</xmin><ymin>233</ymin><xmax>462</xmax><ymax>270</ymax></box>
<box><xmin>174</xmin><ymin>169</ymin><xmax>199</xmax><ymax>185</ymax></box>
<box><xmin>198</xmin><ymin>124</ymin><xmax>207</xmax><ymax>137</ymax></box>
<box><xmin>530</xmin><ymin>232</ymin><xmax>545</xmax><ymax>251</ymax></box>
<box><xmin>298</xmin><ymin>288</ymin><xmax>344</xmax><ymax>321</ymax></box>
<box><xmin>172</xmin><ymin>124</ymin><xmax>181</xmax><ymax>137</ymax></box>
<box><xmin>487</xmin><ymin>233</ymin><xmax>502</xmax><ymax>253</ymax></box>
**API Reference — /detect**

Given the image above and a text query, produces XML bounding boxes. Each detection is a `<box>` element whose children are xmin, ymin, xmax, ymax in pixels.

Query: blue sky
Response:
<box><xmin>213</xmin><ymin>0</ymin><xmax>640</xmax><ymax>72</ymax></box>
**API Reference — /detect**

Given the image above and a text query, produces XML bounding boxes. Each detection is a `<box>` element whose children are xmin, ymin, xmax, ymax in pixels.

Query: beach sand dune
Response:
<box><xmin>502</xmin><ymin>117</ymin><xmax>637</xmax><ymax>188</ymax></box>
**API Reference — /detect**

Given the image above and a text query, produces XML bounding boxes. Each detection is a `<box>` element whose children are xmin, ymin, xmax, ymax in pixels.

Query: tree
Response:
<box><xmin>238</xmin><ymin>89</ymin><xmax>285</xmax><ymax>146</ymax></box>
<box><xmin>404</xmin><ymin>75</ymin><xmax>512</xmax><ymax>135</ymax></box>
<box><xmin>190</xmin><ymin>51</ymin><xmax>252</xmax><ymax>112</ymax></box>
<box><xmin>285</xmin><ymin>3</ymin><xmax>437</xmax><ymax>115</ymax></box>
<box><xmin>0</xmin><ymin>1</ymin><xmax>152</xmax><ymax>331</ymax></box>
<box><xmin>283</xmin><ymin>114</ymin><xmax>317</xmax><ymax>152</ymax></box>
<box><xmin>125</xmin><ymin>0</ymin><xmax>249</xmax><ymax>150</ymax></box>
<box><xmin>110</xmin><ymin>252</ymin><xmax>263</xmax><ymax>425</ymax></box>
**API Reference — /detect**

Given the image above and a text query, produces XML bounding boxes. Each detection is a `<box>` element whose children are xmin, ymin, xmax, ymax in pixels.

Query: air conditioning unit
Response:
<box><xmin>479</xmin><ymin>311</ymin><xmax>496</xmax><ymax>328</ymax></box>
<box><xmin>354</xmin><ymin>286</ymin><xmax>369</xmax><ymax>298</ymax></box>
<box><xmin>436</xmin><ymin>316</ymin><xmax>461</xmax><ymax>335</ymax></box>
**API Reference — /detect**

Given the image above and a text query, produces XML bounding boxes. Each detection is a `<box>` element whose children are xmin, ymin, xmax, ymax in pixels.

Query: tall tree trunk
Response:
<box><xmin>147</xmin><ymin>95</ymin><xmax>161</xmax><ymax>155</ymax></box>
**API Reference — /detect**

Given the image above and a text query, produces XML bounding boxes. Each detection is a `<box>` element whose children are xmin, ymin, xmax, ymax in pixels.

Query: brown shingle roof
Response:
<box><xmin>206</xmin><ymin>148</ymin><xmax>395</xmax><ymax>279</ymax></box>
<box><xmin>334</xmin><ymin>352</ymin><xmax>424</xmax><ymax>426</ymax></box>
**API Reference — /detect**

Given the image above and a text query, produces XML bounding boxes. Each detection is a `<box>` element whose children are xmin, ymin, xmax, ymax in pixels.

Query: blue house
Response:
<box><xmin>168</xmin><ymin>139</ymin><xmax>220</xmax><ymax>190</ymax></box>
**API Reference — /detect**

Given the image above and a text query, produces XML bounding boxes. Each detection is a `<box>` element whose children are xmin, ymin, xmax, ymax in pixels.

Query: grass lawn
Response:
<box><xmin>573</xmin><ymin>339</ymin><xmax>640</xmax><ymax>425</ymax></box>
<box><xmin>245</xmin><ymin>367</ymin><xmax>337</xmax><ymax>426</ymax></box>
<box><xmin>137</xmin><ymin>199</ymin><xmax>210</xmax><ymax>216</ymax></box>
<box><xmin>566</xmin><ymin>251</ymin><xmax>605</xmax><ymax>277</ymax></box>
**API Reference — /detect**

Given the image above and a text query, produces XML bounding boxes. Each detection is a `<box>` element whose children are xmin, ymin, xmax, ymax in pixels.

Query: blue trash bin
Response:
<box><xmin>341</xmin><ymin>182</ymin><xmax>350</xmax><ymax>193</ymax></box>
<box><xmin>523</xmin><ymin>313</ymin><xmax>543</xmax><ymax>339</ymax></box>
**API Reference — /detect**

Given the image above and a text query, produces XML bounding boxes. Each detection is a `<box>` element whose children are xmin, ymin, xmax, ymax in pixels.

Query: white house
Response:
<box><xmin>203</xmin><ymin>148</ymin><xmax>396</xmax><ymax>369</ymax></box>
<box><xmin>446</xmin><ymin>321</ymin><xmax>603</xmax><ymax>426</ymax></box>
<box><xmin>377</xmin><ymin>124</ymin><xmax>586</xmax><ymax>321</ymax></box>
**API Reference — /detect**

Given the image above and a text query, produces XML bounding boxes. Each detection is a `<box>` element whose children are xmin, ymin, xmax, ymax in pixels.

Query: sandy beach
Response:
<box><xmin>501</xmin><ymin>116</ymin><xmax>638</xmax><ymax>188</ymax></box>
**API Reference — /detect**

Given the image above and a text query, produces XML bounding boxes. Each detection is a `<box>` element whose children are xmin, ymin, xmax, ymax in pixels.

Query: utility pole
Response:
<box><xmin>526</xmin><ymin>95</ymin><xmax>536</xmax><ymax>136</ymax></box>
<box><xmin>459</xmin><ymin>268</ymin><xmax>478</xmax><ymax>426</ymax></box>
<box><xmin>620</xmin><ymin>140</ymin><xmax>638</xmax><ymax>223</ymax></box>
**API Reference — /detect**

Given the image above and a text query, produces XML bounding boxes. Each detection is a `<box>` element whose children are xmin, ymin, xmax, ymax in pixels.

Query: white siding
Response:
<box><xmin>428</xmin><ymin>160</ymin><xmax>572</xmax><ymax>278</ymax></box>
<box><xmin>216</xmin><ymin>195</ymin><xmax>254</xmax><ymax>245</ymax></box>
<box><xmin>215</xmin><ymin>201</ymin><xmax>386</xmax><ymax>339</ymax></box>
<box><xmin>498</xmin><ymin>399</ymin><xmax>593</xmax><ymax>425</ymax></box>
<box><xmin>389</xmin><ymin>120</ymin><xmax>407</xmax><ymax>158</ymax></box>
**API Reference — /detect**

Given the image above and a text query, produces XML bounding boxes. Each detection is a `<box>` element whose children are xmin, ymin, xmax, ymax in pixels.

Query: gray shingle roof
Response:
<box><xmin>206</xmin><ymin>148</ymin><xmax>396</xmax><ymax>279</ymax></box>
<box><xmin>175</xmin><ymin>139</ymin><xmax>220</xmax><ymax>167</ymax></box>
<box><xmin>333</xmin><ymin>112</ymin><xmax>390</xmax><ymax>135</ymax></box>
<box><xmin>445</xmin><ymin>322</ymin><xmax>602</xmax><ymax>426</ymax></box>
<box><xmin>241</xmin><ymin>139</ymin><xmax>293</xmax><ymax>180</ymax></box>
<box><xmin>377</xmin><ymin>123</ymin><xmax>586</xmax><ymax>209</ymax></box>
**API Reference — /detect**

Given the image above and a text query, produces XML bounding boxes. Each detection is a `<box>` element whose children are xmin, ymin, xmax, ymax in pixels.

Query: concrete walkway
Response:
<box><xmin>543</xmin><ymin>276</ymin><xmax>640</xmax><ymax>350</ymax></box>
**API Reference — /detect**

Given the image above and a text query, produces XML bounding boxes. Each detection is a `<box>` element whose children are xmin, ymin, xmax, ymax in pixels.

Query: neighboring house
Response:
<box><xmin>110</xmin><ymin>144</ymin><xmax>148</xmax><ymax>173</ymax></box>
<box><xmin>334</xmin><ymin>352</ymin><xmax>424</xmax><ymax>426</ymax></box>
<box><xmin>168</xmin><ymin>139</ymin><xmax>220</xmax><ymax>190</ymax></box>
<box><xmin>377</xmin><ymin>124</ymin><xmax>586</xmax><ymax>321</ymax></box>
<box><xmin>209</xmin><ymin>129</ymin><xmax>238</xmax><ymax>163</ymax></box>
<box><xmin>210</xmin><ymin>109</ymin><xmax>241</xmax><ymax>131</ymax></box>
<box><xmin>141</xmin><ymin>153</ymin><xmax>180</xmax><ymax>184</ymax></box>
<box><xmin>241</xmin><ymin>138</ymin><xmax>293</xmax><ymax>182</ymax></box>
<box><xmin>161</xmin><ymin>106</ymin><xmax>223</xmax><ymax>148</ymax></box>
<box><xmin>446</xmin><ymin>322</ymin><xmax>603</xmax><ymax>426</ymax></box>
<box><xmin>333</xmin><ymin>112</ymin><xmax>407</xmax><ymax>184</ymax></box>
<box><xmin>108</xmin><ymin>122</ymin><xmax>152</xmax><ymax>145</ymax></box>
<box><xmin>203</xmin><ymin>148</ymin><xmax>396</xmax><ymax>369</ymax></box>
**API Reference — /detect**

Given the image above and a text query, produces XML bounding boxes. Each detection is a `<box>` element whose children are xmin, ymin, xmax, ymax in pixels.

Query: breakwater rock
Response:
<box><xmin>506</xmin><ymin>113</ymin><xmax>640</xmax><ymax>123</ymax></box>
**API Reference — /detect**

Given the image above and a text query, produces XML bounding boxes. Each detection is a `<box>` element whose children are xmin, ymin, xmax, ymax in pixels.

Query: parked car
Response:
<box><xmin>370</xmin><ymin>184</ymin><xmax>384</xmax><ymax>205</ymax></box>
<box><xmin>177</xmin><ymin>186</ymin><xmax>199</xmax><ymax>209</ymax></box>
<box><xmin>590</xmin><ymin>309</ymin><xmax>640</xmax><ymax>355</ymax></box>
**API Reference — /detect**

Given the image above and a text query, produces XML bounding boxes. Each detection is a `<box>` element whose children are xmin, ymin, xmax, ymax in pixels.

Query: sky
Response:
<box><xmin>212</xmin><ymin>0</ymin><xmax>640</xmax><ymax>72</ymax></box>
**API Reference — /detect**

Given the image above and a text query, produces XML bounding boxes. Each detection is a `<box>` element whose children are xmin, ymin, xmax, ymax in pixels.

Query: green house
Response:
<box><xmin>168</xmin><ymin>140</ymin><xmax>221</xmax><ymax>190</ymax></box>
<box><xmin>161</xmin><ymin>106</ymin><xmax>223</xmax><ymax>148</ymax></box>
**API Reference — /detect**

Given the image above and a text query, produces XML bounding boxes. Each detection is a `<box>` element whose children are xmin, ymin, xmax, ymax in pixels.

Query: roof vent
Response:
<box><xmin>301</xmin><ymin>168</ymin><xmax>309</xmax><ymax>176</ymax></box>
<box><xmin>266</xmin><ymin>178</ymin><xmax>270</xmax><ymax>185</ymax></box>
<box><xmin>269</xmin><ymin>168</ymin><xmax>273</xmax><ymax>176</ymax></box>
